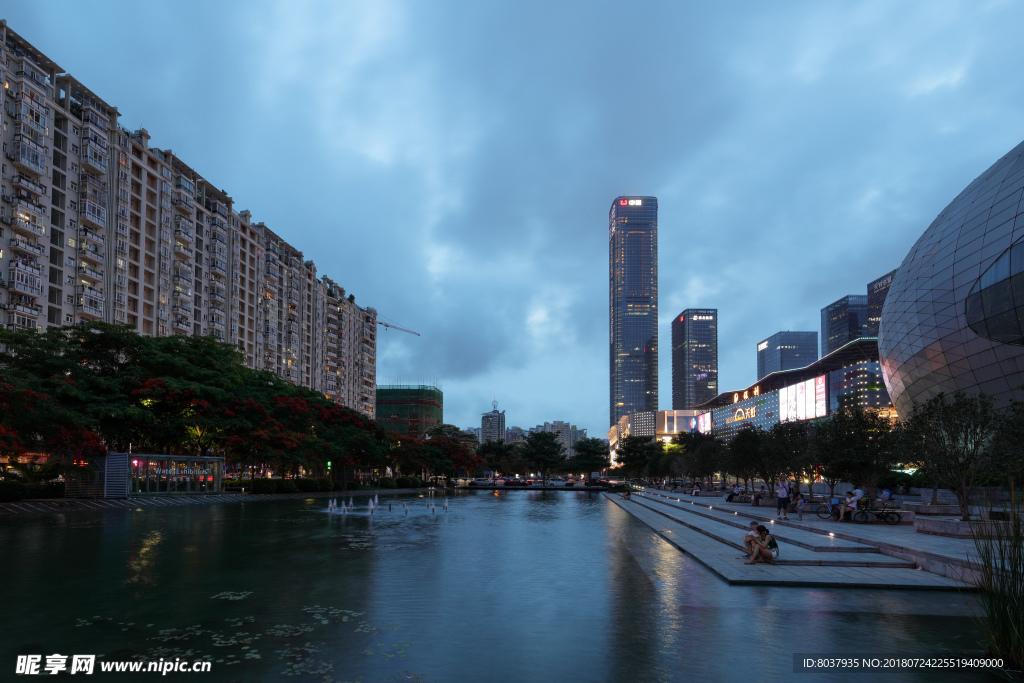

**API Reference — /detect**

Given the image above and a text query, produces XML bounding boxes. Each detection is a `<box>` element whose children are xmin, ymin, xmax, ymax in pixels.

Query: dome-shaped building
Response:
<box><xmin>880</xmin><ymin>138</ymin><xmax>1024</xmax><ymax>417</ymax></box>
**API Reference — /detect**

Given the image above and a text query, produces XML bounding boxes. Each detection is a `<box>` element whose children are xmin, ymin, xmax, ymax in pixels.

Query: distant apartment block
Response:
<box><xmin>0</xmin><ymin>21</ymin><xmax>377</xmax><ymax>415</ymax></box>
<box><xmin>866</xmin><ymin>270</ymin><xmax>897</xmax><ymax>337</ymax></box>
<box><xmin>528</xmin><ymin>421</ymin><xmax>586</xmax><ymax>457</ymax></box>
<box><xmin>480</xmin><ymin>402</ymin><xmax>505</xmax><ymax>443</ymax></box>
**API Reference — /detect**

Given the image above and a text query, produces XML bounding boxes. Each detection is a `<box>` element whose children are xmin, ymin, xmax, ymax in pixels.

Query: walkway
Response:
<box><xmin>641</xmin><ymin>488</ymin><xmax>980</xmax><ymax>582</ymax></box>
<box><xmin>607</xmin><ymin>492</ymin><xmax>964</xmax><ymax>589</ymax></box>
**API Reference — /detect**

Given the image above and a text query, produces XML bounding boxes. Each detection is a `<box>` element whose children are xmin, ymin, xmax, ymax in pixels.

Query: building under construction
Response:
<box><xmin>375</xmin><ymin>385</ymin><xmax>443</xmax><ymax>439</ymax></box>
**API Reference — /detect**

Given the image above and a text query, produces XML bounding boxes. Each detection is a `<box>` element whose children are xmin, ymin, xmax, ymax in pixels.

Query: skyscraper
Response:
<box><xmin>671</xmin><ymin>308</ymin><xmax>718</xmax><ymax>409</ymax></box>
<box><xmin>821</xmin><ymin>295</ymin><xmax>869</xmax><ymax>356</ymax></box>
<box><xmin>609</xmin><ymin>196</ymin><xmax>658</xmax><ymax>427</ymax></box>
<box><xmin>757</xmin><ymin>331</ymin><xmax>819</xmax><ymax>380</ymax></box>
<box><xmin>480</xmin><ymin>401</ymin><xmax>506</xmax><ymax>443</ymax></box>
<box><xmin>866</xmin><ymin>270</ymin><xmax>897</xmax><ymax>337</ymax></box>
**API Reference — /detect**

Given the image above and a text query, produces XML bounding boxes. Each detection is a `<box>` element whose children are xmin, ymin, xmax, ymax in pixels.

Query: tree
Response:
<box><xmin>615</xmin><ymin>435</ymin><xmax>662</xmax><ymax>479</ymax></box>
<box><xmin>523</xmin><ymin>431</ymin><xmax>566</xmax><ymax>484</ymax></box>
<box><xmin>828</xmin><ymin>408</ymin><xmax>896</xmax><ymax>500</ymax></box>
<box><xmin>808</xmin><ymin>420</ymin><xmax>847</xmax><ymax>499</ymax></box>
<box><xmin>770</xmin><ymin>421</ymin><xmax>811</xmax><ymax>497</ymax></box>
<box><xmin>906</xmin><ymin>392</ymin><xmax>1006</xmax><ymax>521</ymax></box>
<box><xmin>570</xmin><ymin>437</ymin><xmax>611</xmax><ymax>477</ymax></box>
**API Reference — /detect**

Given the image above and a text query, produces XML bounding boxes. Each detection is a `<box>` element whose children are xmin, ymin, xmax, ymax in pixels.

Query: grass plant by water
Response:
<box><xmin>970</xmin><ymin>484</ymin><xmax>1024</xmax><ymax>672</ymax></box>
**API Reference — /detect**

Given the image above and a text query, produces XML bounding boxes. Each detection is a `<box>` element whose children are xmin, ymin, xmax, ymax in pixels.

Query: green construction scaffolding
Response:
<box><xmin>375</xmin><ymin>384</ymin><xmax>443</xmax><ymax>439</ymax></box>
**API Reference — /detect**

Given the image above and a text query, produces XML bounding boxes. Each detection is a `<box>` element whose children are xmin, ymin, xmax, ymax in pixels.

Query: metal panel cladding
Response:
<box><xmin>879</xmin><ymin>138</ymin><xmax>1024</xmax><ymax>417</ymax></box>
<box><xmin>609</xmin><ymin>196</ymin><xmax>658</xmax><ymax>427</ymax></box>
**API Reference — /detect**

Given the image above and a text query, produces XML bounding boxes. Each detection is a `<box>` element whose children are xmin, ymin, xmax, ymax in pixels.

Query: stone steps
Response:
<box><xmin>628</xmin><ymin>495</ymin><xmax>917</xmax><ymax>568</ymax></box>
<box><xmin>637</xmin><ymin>492</ymin><xmax>879</xmax><ymax>553</ymax></box>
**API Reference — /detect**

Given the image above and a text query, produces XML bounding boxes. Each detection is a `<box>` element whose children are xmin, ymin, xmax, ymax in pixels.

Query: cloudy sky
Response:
<box><xmin>8</xmin><ymin>1</ymin><xmax>1024</xmax><ymax>436</ymax></box>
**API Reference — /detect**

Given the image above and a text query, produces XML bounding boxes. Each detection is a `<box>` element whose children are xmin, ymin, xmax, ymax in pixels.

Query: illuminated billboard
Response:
<box><xmin>779</xmin><ymin>375</ymin><xmax>827</xmax><ymax>423</ymax></box>
<box><xmin>696</xmin><ymin>412</ymin><xmax>712</xmax><ymax>434</ymax></box>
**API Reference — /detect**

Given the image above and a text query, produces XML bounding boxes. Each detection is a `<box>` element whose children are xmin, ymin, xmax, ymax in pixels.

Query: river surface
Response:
<box><xmin>0</xmin><ymin>490</ymin><xmax>997</xmax><ymax>682</ymax></box>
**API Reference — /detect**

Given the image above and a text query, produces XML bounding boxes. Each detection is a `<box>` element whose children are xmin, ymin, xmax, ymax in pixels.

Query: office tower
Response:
<box><xmin>866</xmin><ymin>270</ymin><xmax>897</xmax><ymax>337</ymax></box>
<box><xmin>480</xmin><ymin>401</ymin><xmax>505</xmax><ymax>442</ymax></box>
<box><xmin>609</xmin><ymin>196</ymin><xmax>658</xmax><ymax>427</ymax></box>
<box><xmin>821</xmin><ymin>295</ymin><xmax>868</xmax><ymax>356</ymax></box>
<box><xmin>757</xmin><ymin>331</ymin><xmax>819</xmax><ymax>380</ymax></box>
<box><xmin>671</xmin><ymin>308</ymin><xmax>718</xmax><ymax>408</ymax></box>
<box><xmin>0</xmin><ymin>21</ymin><xmax>377</xmax><ymax>416</ymax></box>
<box><xmin>375</xmin><ymin>384</ymin><xmax>443</xmax><ymax>439</ymax></box>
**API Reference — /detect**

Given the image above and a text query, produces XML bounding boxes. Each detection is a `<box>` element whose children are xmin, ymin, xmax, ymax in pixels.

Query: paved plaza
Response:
<box><xmin>606</xmin><ymin>489</ymin><xmax>980</xmax><ymax>590</ymax></box>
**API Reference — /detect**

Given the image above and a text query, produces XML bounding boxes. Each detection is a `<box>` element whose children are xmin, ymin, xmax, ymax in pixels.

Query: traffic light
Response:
<box><xmin>327</xmin><ymin>461</ymin><xmax>332</xmax><ymax>471</ymax></box>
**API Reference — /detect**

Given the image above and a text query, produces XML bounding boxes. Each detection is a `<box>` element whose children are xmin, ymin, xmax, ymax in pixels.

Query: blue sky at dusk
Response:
<box><xmin>7</xmin><ymin>1</ymin><xmax>1024</xmax><ymax>436</ymax></box>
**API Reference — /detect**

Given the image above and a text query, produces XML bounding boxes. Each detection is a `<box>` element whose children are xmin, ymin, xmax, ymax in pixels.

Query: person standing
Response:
<box><xmin>776</xmin><ymin>479</ymin><xmax>791</xmax><ymax>520</ymax></box>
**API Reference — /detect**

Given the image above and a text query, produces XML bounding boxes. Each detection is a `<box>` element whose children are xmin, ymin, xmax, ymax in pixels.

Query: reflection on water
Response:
<box><xmin>0</xmin><ymin>491</ymin><xmax>996</xmax><ymax>682</ymax></box>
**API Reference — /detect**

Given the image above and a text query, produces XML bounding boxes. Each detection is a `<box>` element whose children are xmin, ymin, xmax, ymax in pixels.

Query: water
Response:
<box><xmin>0</xmin><ymin>490</ymin><xmax>998</xmax><ymax>682</ymax></box>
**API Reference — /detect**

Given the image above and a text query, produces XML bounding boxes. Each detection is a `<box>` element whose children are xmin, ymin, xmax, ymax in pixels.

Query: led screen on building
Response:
<box><xmin>697</xmin><ymin>412</ymin><xmax>712</xmax><ymax>434</ymax></box>
<box><xmin>779</xmin><ymin>375</ymin><xmax>827</xmax><ymax>423</ymax></box>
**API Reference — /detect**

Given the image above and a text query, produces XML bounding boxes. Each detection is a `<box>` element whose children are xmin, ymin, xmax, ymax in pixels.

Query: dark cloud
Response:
<box><xmin>8</xmin><ymin>0</ymin><xmax>1024</xmax><ymax>435</ymax></box>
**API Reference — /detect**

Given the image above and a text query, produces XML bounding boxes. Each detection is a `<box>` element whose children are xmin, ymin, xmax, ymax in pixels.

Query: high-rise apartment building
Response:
<box><xmin>528</xmin><ymin>421</ymin><xmax>586</xmax><ymax>457</ymax></box>
<box><xmin>671</xmin><ymin>308</ymin><xmax>718</xmax><ymax>409</ymax></box>
<box><xmin>0</xmin><ymin>22</ymin><xmax>376</xmax><ymax>416</ymax></box>
<box><xmin>821</xmin><ymin>295</ymin><xmax>868</xmax><ymax>356</ymax></box>
<box><xmin>609</xmin><ymin>196</ymin><xmax>658</xmax><ymax>427</ymax></box>
<box><xmin>504</xmin><ymin>426</ymin><xmax>526</xmax><ymax>443</ymax></box>
<box><xmin>480</xmin><ymin>401</ymin><xmax>505</xmax><ymax>443</ymax></box>
<box><xmin>866</xmin><ymin>270</ymin><xmax>896</xmax><ymax>337</ymax></box>
<box><xmin>757</xmin><ymin>331</ymin><xmax>819</xmax><ymax>380</ymax></box>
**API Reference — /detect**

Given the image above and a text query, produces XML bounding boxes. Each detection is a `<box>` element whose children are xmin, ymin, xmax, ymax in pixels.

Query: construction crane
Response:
<box><xmin>377</xmin><ymin>320</ymin><xmax>420</xmax><ymax>336</ymax></box>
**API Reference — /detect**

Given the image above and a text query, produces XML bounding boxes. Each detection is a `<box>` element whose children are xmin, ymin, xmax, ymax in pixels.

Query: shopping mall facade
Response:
<box><xmin>694</xmin><ymin>338</ymin><xmax>891</xmax><ymax>441</ymax></box>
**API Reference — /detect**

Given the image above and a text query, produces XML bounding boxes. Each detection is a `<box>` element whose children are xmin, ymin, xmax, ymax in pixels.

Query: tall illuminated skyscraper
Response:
<box><xmin>609</xmin><ymin>196</ymin><xmax>658</xmax><ymax>427</ymax></box>
<box><xmin>671</xmin><ymin>308</ymin><xmax>718</xmax><ymax>408</ymax></box>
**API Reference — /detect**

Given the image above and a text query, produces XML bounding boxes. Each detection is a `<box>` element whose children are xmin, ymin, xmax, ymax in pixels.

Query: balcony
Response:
<box><xmin>172</xmin><ymin>291</ymin><xmax>191</xmax><ymax>306</ymax></box>
<box><xmin>11</xmin><ymin>259</ymin><xmax>44</xmax><ymax>277</ymax></box>
<box><xmin>173</xmin><ymin>268</ymin><xmax>193</xmax><ymax>284</ymax></box>
<box><xmin>209</xmin><ymin>259</ymin><xmax>227</xmax><ymax>276</ymax></box>
<box><xmin>8</xmin><ymin>237</ymin><xmax>44</xmax><ymax>266</ymax></box>
<box><xmin>173</xmin><ymin>242</ymin><xmax>191</xmax><ymax>260</ymax></box>
<box><xmin>6</xmin><ymin>274</ymin><xmax>43</xmax><ymax>297</ymax></box>
<box><xmin>79</xmin><ymin>199</ymin><xmax>107</xmax><ymax>230</ymax></box>
<box><xmin>77</xmin><ymin>302</ymin><xmax>103</xmax><ymax>319</ymax></box>
<box><xmin>8</xmin><ymin>145</ymin><xmax>48</xmax><ymax>177</ymax></box>
<box><xmin>79</xmin><ymin>246</ymin><xmax>105</xmax><ymax>265</ymax></box>
<box><xmin>5</xmin><ymin>194</ymin><xmax>46</xmax><ymax>219</ymax></box>
<box><xmin>0</xmin><ymin>300</ymin><xmax>41</xmax><ymax>316</ymax></box>
<box><xmin>3</xmin><ymin>213</ymin><xmax>46</xmax><ymax>238</ymax></box>
<box><xmin>174</xmin><ymin>225</ymin><xmax>193</xmax><ymax>241</ymax></box>
<box><xmin>82</xmin><ymin>140</ymin><xmax>108</xmax><ymax>174</ymax></box>
<box><xmin>79</xmin><ymin>229</ymin><xmax>106</xmax><ymax>247</ymax></box>
<box><xmin>78</xmin><ymin>265</ymin><xmax>104</xmax><ymax>283</ymax></box>
<box><xmin>209</xmin><ymin>290</ymin><xmax>226</xmax><ymax>304</ymax></box>
<box><xmin>173</xmin><ymin>190</ymin><xmax>195</xmax><ymax>215</ymax></box>
<box><xmin>11</xmin><ymin>174</ymin><xmax>46</xmax><ymax>196</ymax></box>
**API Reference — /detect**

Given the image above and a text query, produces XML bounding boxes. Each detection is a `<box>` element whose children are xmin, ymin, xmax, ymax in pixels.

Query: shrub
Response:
<box><xmin>26</xmin><ymin>482</ymin><xmax>64</xmax><ymax>499</ymax></box>
<box><xmin>332</xmin><ymin>481</ymin><xmax>346</xmax><ymax>491</ymax></box>
<box><xmin>395</xmin><ymin>476</ymin><xmax>414</xmax><ymax>489</ymax></box>
<box><xmin>316</xmin><ymin>478</ymin><xmax>334</xmax><ymax>492</ymax></box>
<box><xmin>0</xmin><ymin>480</ymin><xmax>27</xmax><ymax>502</ymax></box>
<box><xmin>378</xmin><ymin>477</ymin><xmax>396</xmax><ymax>489</ymax></box>
<box><xmin>251</xmin><ymin>479</ymin><xmax>278</xmax><ymax>494</ymax></box>
<box><xmin>296</xmin><ymin>478</ymin><xmax>319</xmax><ymax>492</ymax></box>
<box><xmin>277</xmin><ymin>479</ymin><xmax>298</xmax><ymax>494</ymax></box>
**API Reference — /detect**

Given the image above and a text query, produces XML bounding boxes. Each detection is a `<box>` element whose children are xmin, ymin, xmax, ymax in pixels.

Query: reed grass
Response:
<box><xmin>970</xmin><ymin>484</ymin><xmax>1024</xmax><ymax>672</ymax></box>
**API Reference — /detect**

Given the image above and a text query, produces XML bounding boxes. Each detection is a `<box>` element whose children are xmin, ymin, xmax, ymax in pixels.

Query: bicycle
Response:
<box><xmin>815</xmin><ymin>498</ymin><xmax>843</xmax><ymax>520</ymax></box>
<box><xmin>852</xmin><ymin>501</ymin><xmax>901</xmax><ymax>525</ymax></box>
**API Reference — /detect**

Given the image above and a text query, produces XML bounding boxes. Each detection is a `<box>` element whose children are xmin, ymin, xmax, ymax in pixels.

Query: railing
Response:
<box><xmin>78</xmin><ymin>265</ymin><xmax>104</xmax><ymax>280</ymax></box>
<box><xmin>3</xmin><ymin>214</ymin><xmax>46</xmax><ymax>236</ymax></box>
<box><xmin>11</xmin><ymin>260</ymin><xmax>43</xmax><ymax>276</ymax></box>
<box><xmin>79</xmin><ymin>229</ymin><xmax>106</xmax><ymax>246</ymax></box>
<box><xmin>78</xmin><ymin>303</ymin><xmax>103</xmax><ymax>317</ymax></box>
<box><xmin>9</xmin><ymin>237</ymin><xmax>45</xmax><ymax>256</ymax></box>
<box><xmin>12</xmin><ymin>175</ymin><xmax>46</xmax><ymax>196</ymax></box>
<box><xmin>78</xmin><ymin>247</ymin><xmax>105</xmax><ymax>264</ymax></box>
<box><xmin>0</xmin><ymin>301</ymin><xmax>42</xmax><ymax>315</ymax></box>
